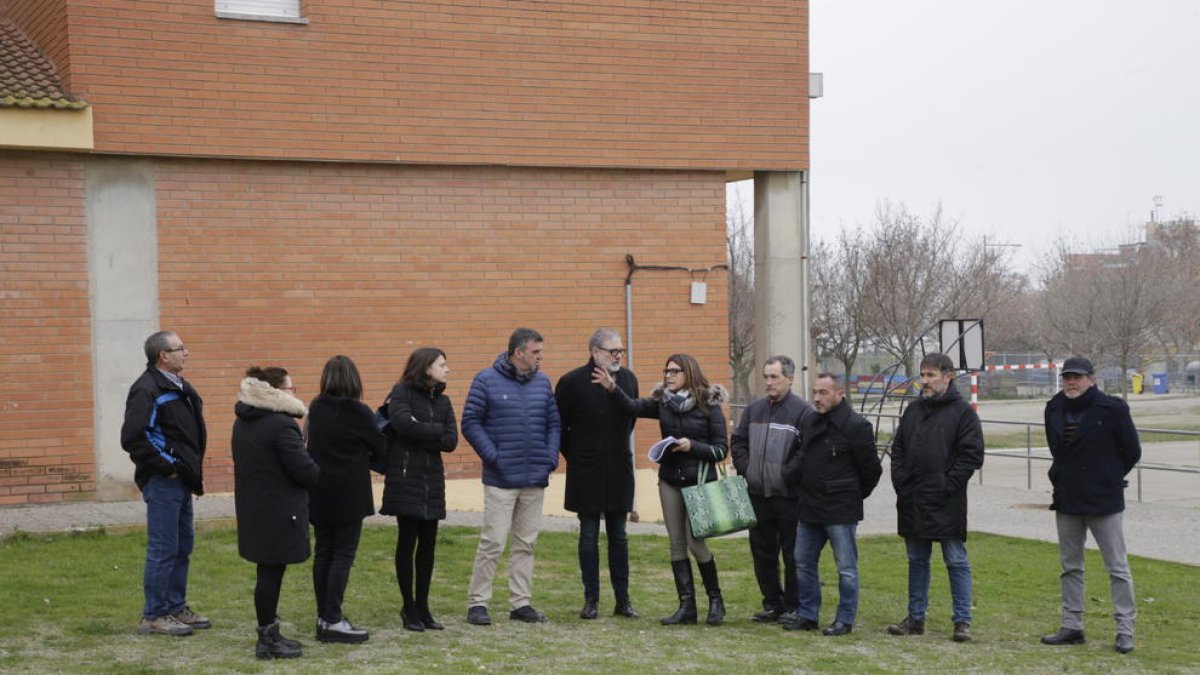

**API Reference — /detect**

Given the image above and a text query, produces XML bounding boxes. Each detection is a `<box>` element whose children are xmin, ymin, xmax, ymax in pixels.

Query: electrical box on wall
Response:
<box><xmin>690</xmin><ymin>281</ymin><xmax>707</xmax><ymax>305</ymax></box>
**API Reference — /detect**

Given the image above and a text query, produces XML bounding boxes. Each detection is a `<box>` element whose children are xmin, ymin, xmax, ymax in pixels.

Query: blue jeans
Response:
<box><xmin>578</xmin><ymin>512</ymin><xmax>630</xmax><ymax>602</ymax></box>
<box><xmin>795</xmin><ymin>522</ymin><xmax>859</xmax><ymax>624</ymax></box>
<box><xmin>141</xmin><ymin>474</ymin><xmax>194</xmax><ymax>619</ymax></box>
<box><xmin>904</xmin><ymin>538</ymin><xmax>972</xmax><ymax>624</ymax></box>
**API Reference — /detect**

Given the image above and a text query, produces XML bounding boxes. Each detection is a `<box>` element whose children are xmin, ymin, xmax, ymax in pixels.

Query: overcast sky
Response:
<box><xmin>790</xmin><ymin>0</ymin><xmax>1200</xmax><ymax>272</ymax></box>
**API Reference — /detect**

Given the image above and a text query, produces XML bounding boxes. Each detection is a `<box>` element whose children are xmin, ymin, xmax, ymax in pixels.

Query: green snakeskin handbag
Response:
<box><xmin>681</xmin><ymin>461</ymin><xmax>757</xmax><ymax>538</ymax></box>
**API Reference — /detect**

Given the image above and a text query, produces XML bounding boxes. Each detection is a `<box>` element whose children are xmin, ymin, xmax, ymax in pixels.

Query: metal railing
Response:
<box><xmin>863</xmin><ymin>412</ymin><xmax>1200</xmax><ymax>503</ymax></box>
<box><xmin>729</xmin><ymin>403</ymin><xmax>1200</xmax><ymax>503</ymax></box>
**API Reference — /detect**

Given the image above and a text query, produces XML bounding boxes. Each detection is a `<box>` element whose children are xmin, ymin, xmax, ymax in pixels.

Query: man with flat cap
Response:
<box><xmin>1040</xmin><ymin>356</ymin><xmax>1141</xmax><ymax>654</ymax></box>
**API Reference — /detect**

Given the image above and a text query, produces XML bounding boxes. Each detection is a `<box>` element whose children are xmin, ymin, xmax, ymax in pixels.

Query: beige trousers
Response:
<box><xmin>467</xmin><ymin>485</ymin><xmax>545</xmax><ymax>610</ymax></box>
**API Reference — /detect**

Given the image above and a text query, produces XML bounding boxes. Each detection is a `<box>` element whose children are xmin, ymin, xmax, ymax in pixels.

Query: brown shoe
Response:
<box><xmin>173</xmin><ymin>606</ymin><xmax>212</xmax><ymax>629</ymax></box>
<box><xmin>138</xmin><ymin>615</ymin><xmax>194</xmax><ymax>636</ymax></box>
<box><xmin>953</xmin><ymin>622</ymin><xmax>972</xmax><ymax>642</ymax></box>
<box><xmin>887</xmin><ymin>616</ymin><xmax>925</xmax><ymax>636</ymax></box>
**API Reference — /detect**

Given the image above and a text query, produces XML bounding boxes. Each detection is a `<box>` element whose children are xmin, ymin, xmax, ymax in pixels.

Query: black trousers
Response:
<box><xmin>748</xmin><ymin>493</ymin><xmax>800</xmax><ymax>612</ymax></box>
<box><xmin>255</xmin><ymin>563</ymin><xmax>287</xmax><ymax>627</ymax></box>
<box><xmin>578</xmin><ymin>511</ymin><xmax>631</xmax><ymax>603</ymax></box>
<box><xmin>312</xmin><ymin>520</ymin><xmax>364</xmax><ymax>623</ymax></box>
<box><xmin>395</xmin><ymin>517</ymin><xmax>439</xmax><ymax>610</ymax></box>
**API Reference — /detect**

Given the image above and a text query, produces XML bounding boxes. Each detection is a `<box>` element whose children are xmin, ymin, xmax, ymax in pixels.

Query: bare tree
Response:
<box><xmin>1148</xmin><ymin>218</ymin><xmax>1200</xmax><ymax>372</ymax></box>
<box><xmin>727</xmin><ymin>188</ymin><xmax>755</xmax><ymax>403</ymax></box>
<box><xmin>822</xmin><ymin>201</ymin><xmax>1025</xmax><ymax>377</ymax></box>
<box><xmin>812</xmin><ymin>230</ymin><xmax>870</xmax><ymax>385</ymax></box>
<box><xmin>857</xmin><ymin>201</ymin><xmax>962</xmax><ymax>375</ymax></box>
<box><xmin>1031</xmin><ymin>231</ymin><xmax>1175</xmax><ymax>396</ymax></box>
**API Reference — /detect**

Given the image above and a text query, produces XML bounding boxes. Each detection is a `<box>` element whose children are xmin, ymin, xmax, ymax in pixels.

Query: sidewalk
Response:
<box><xmin>3</xmin><ymin>469</ymin><xmax>1198</xmax><ymax>566</ymax></box>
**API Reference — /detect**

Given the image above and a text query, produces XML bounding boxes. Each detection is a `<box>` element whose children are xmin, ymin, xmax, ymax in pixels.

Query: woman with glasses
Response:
<box><xmin>232</xmin><ymin>366</ymin><xmax>320</xmax><ymax>660</ymax></box>
<box><xmin>379</xmin><ymin>347</ymin><xmax>459</xmax><ymax>631</ymax></box>
<box><xmin>594</xmin><ymin>353</ymin><xmax>729</xmax><ymax>626</ymax></box>
<box><xmin>305</xmin><ymin>355</ymin><xmax>383</xmax><ymax>645</ymax></box>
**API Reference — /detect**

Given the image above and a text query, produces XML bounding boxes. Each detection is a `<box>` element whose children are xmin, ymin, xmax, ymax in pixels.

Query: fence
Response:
<box><xmin>728</xmin><ymin>403</ymin><xmax>1200</xmax><ymax>503</ymax></box>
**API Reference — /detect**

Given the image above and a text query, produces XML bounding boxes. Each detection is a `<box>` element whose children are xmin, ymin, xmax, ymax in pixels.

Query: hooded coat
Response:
<box><xmin>306</xmin><ymin>394</ymin><xmax>384</xmax><ymax>524</ymax></box>
<box><xmin>380</xmin><ymin>381</ymin><xmax>459</xmax><ymax>520</ymax></box>
<box><xmin>555</xmin><ymin>359</ymin><xmax>638</xmax><ymax>514</ymax></box>
<box><xmin>1044</xmin><ymin>385</ymin><xmax>1141</xmax><ymax>516</ymax></box>
<box><xmin>461</xmin><ymin>353</ymin><xmax>561</xmax><ymax>489</ymax></box>
<box><xmin>890</xmin><ymin>382</ymin><xmax>984</xmax><ymax>541</ymax></box>
<box><xmin>232</xmin><ymin>377</ymin><xmax>320</xmax><ymax>565</ymax></box>
<box><xmin>611</xmin><ymin>382</ymin><xmax>729</xmax><ymax>488</ymax></box>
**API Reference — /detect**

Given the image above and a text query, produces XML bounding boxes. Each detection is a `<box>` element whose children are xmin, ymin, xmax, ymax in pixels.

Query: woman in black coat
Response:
<box><xmin>306</xmin><ymin>355</ymin><xmax>383</xmax><ymax>644</ymax></box>
<box><xmin>379</xmin><ymin>347</ymin><xmax>458</xmax><ymax>631</ymax></box>
<box><xmin>596</xmin><ymin>353</ymin><xmax>730</xmax><ymax>626</ymax></box>
<box><xmin>232</xmin><ymin>366</ymin><xmax>320</xmax><ymax>660</ymax></box>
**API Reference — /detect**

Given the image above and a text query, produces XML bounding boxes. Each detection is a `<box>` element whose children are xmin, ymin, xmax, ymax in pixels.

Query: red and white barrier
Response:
<box><xmin>970</xmin><ymin>363</ymin><xmax>1062</xmax><ymax>411</ymax></box>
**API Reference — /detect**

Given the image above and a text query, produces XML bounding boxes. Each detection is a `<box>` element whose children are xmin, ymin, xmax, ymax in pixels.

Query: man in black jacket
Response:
<box><xmin>555</xmin><ymin>328</ymin><xmax>640</xmax><ymax>620</ymax></box>
<box><xmin>886</xmin><ymin>353</ymin><xmax>984</xmax><ymax>643</ymax></box>
<box><xmin>782</xmin><ymin>373</ymin><xmax>881</xmax><ymax>636</ymax></box>
<box><xmin>1040</xmin><ymin>356</ymin><xmax>1141</xmax><ymax>654</ymax></box>
<box><xmin>120</xmin><ymin>331</ymin><xmax>209</xmax><ymax>636</ymax></box>
<box><xmin>731</xmin><ymin>355</ymin><xmax>811</xmax><ymax>622</ymax></box>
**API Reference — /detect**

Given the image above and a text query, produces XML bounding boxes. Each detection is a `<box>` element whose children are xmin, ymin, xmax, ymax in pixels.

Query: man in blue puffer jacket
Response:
<box><xmin>463</xmin><ymin>328</ymin><xmax>561</xmax><ymax>625</ymax></box>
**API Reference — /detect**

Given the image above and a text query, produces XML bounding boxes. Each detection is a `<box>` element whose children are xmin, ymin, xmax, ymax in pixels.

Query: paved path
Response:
<box><xmin>4</xmin><ymin>478</ymin><xmax>1198</xmax><ymax>566</ymax></box>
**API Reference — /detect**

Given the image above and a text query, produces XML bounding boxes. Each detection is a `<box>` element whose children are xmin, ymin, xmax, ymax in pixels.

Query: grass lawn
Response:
<box><xmin>1</xmin><ymin>523</ymin><xmax>1197</xmax><ymax>674</ymax></box>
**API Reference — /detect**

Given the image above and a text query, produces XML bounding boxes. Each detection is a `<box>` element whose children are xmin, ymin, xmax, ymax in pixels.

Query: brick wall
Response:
<box><xmin>0</xmin><ymin>151</ymin><xmax>93</xmax><ymax>504</ymax></box>
<box><xmin>154</xmin><ymin>158</ymin><xmax>730</xmax><ymax>492</ymax></box>
<box><xmin>61</xmin><ymin>0</ymin><xmax>808</xmax><ymax>170</ymax></box>
<box><xmin>3</xmin><ymin>0</ymin><xmax>72</xmax><ymax>87</ymax></box>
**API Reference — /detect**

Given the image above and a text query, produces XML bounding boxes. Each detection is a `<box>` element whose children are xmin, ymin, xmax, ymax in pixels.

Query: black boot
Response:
<box><xmin>401</xmin><ymin>605</ymin><xmax>425</xmax><ymax>632</ymax></box>
<box><xmin>661</xmin><ymin>559</ymin><xmax>698</xmax><ymax>625</ymax></box>
<box><xmin>697</xmin><ymin>558</ymin><xmax>725</xmax><ymax>626</ymax></box>
<box><xmin>256</xmin><ymin>620</ymin><xmax>302</xmax><ymax>660</ymax></box>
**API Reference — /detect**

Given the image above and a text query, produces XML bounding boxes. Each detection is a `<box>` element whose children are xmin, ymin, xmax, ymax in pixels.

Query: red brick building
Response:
<box><xmin>0</xmin><ymin>0</ymin><xmax>810</xmax><ymax>504</ymax></box>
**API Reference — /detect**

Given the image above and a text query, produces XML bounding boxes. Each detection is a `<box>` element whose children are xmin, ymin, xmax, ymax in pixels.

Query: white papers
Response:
<box><xmin>648</xmin><ymin>436</ymin><xmax>680</xmax><ymax>463</ymax></box>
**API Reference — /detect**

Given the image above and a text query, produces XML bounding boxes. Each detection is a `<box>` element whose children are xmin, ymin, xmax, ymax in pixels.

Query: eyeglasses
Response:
<box><xmin>597</xmin><ymin>347</ymin><xmax>626</xmax><ymax>357</ymax></box>
<box><xmin>163</xmin><ymin>346</ymin><xmax>186</xmax><ymax>353</ymax></box>
<box><xmin>662</xmin><ymin>368</ymin><xmax>684</xmax><ymax>377</ymax></box>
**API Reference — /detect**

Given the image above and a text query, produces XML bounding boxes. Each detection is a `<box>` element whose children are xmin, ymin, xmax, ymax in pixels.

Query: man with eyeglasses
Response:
<box><xmin>120</xmin><ymin>331</ymin><xmax>210</xmax><ymax>636</ymax></box>
<box><xmin>554</xmin><ymin>328</ymin><xmax>640</xmax><ymax>620</ymax></box>
<box><xmin>731</xmin><ymin>355</ymin><xmax>812</xmax><ymax>624</ymax></box>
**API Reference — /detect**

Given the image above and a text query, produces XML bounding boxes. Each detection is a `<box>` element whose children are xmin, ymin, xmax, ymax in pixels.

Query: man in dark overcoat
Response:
<box><xmin>782</xmin><ymin>373</ymin><xmax>881</xmax><ymax>636</ymax></box>
<box><xmin>1039</xmin><ymin>356</ymin><xmax>1141</xmax><ymax>654</ymax></box>
<box><xmin>555</xmin><ymin>328</ymin><xmax>640</xmax><ymax>619</ymax></box>
<box><xmin>886</xmin><ymin>352</ymin><xmax>984</xmax><ymax>643</ymax></box>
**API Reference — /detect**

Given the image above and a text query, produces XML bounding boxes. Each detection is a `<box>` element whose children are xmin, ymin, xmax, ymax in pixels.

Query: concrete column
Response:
<box><xmin>86</xmin><ymin>158</ymin><xmax>158</xmax><ymax>500</ymax></box>
<box><xmin>753</xmin><ymin>170</ymin><xmax>811</xmax><ymax>393</ymax></box>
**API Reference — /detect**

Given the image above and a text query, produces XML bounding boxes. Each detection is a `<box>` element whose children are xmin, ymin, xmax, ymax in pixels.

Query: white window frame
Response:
<box><xmin>215</xmin><ymin>0</ymin><xmax>308</xmax><ymax>25</ymax></box>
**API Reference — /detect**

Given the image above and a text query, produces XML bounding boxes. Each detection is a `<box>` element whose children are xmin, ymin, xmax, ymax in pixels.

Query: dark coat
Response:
<box><xmin>380</xmin><ymin>382</ymin><xmax>459</xmax><ymax>521</ymax></box>
<box><xmin>731</xmin><ymin>391</ymin><xmax>811</xmax><ymax>498</ymax></box>
<box><xmin>461</xmin><ymin>354</ymin><xmax>561</xmax><ymax>489</ymax></box>
<box><xmin>1045</xmin><ymin>386</ymin><xmax>1141</xmax><ymax>516</ymax></box>
<box><xmin>120</xmin><ymin>367</ymin><xmax>207</xmax><ymax>494</ymax></box>
<box><xmin>784</xmin><ymin>398</ymin><xmax>882</xmax><ymax>525</ymax></box>
<box><xmin>232</xmin><ymin>378</ymin><xmax>320</xmax><ymax>565</ymax></box>
<box><xmin>613</xmin><ymin>383</ymin><xmax>729</xmax><ymax>488</ymax></box>
<box><xmin>555</xmin><ymin>360</ymin><xmax>639</xmax><ymax>514</ymax></box>
<box><xmin>306</xmin><ymin>395</ymin><xmax>384</xmax><ymax>524</ymax></box>
<box><xmin>890</xmin><ymin>383</ymin><xmax>984</xmax><ymax>541</ymax></box>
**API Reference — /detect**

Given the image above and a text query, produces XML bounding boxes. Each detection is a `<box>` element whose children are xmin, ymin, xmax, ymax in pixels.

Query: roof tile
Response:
<box><xmin>0</xmin><ymin>17</ymin><xmax>87</xmax><ymax>110</ymax></box>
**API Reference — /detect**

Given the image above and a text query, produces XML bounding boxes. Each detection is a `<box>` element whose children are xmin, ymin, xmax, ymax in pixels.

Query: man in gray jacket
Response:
<box><xmin>731</xmin><ymin>355</ymin><xmax>812</xmax><ymax>622</ymax></box>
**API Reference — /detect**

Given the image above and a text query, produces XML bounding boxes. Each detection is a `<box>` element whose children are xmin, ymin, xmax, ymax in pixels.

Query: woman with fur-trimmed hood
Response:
<box><xmin>232</xmin><ymin>366</ymin><xmax>320</xmax><ymax>660</ymax></box>
<box><xmin>594</xmin><ymin>353</ymin><xmax>730</xmax><ymax>627</ymax></box>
